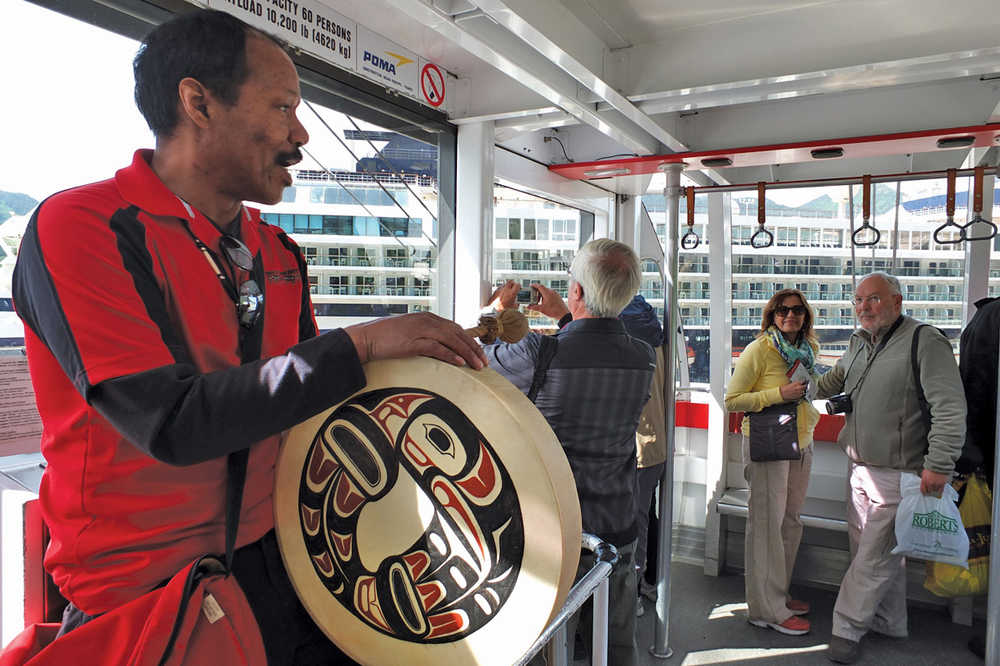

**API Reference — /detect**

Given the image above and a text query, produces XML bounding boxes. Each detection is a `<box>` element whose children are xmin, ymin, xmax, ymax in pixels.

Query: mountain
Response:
<box><xmin>0</xmin><ymin>190</ymin><xmax>39</xmax><ymax>224</ymax></box>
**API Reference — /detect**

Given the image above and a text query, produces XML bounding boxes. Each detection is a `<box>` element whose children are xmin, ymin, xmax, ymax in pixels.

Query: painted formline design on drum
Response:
<box><xmin>298</xmin><ymin>388</ymin><xmax>525</xmax><ymax>643</ymax></box>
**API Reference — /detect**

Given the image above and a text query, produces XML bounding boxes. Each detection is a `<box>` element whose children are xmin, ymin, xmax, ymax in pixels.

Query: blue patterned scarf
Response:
<box><xmin>767</xmin><ymin>325</ymin><xmax>815</xmax><ymax>370</ymax></box>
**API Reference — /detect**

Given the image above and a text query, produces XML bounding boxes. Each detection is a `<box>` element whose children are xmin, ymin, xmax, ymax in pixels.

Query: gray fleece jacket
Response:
<box><xmin>816</xmin><ymin>315</ymin><xmax>966</xmax><ymax>474</ymax></box>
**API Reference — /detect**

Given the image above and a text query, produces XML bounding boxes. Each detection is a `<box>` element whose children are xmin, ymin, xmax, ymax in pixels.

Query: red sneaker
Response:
<box><xmin>748</xmin><ymin>615</ymin><xmax>811</xmax><ymax>635</ymax></box>
<box><xmin>786</xmin><ymin>599</ymin><xmax>810</xmax><ymax>615</ymax></box>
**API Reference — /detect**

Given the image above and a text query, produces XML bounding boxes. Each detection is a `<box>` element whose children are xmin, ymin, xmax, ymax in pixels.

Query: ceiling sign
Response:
<box><xmin>357</xmin><ymin>26</ymin><xmax>418</xmax><ymax>99</ymax></box>
<box><xmin>208</xmin><ymin>0</ymin><xmax>446</xmax><ymax>110</ymax></box>
<box><xmin>420</xmin><ymin>62</ymin><xmax>445</xmax><ymax>108</ymax></box>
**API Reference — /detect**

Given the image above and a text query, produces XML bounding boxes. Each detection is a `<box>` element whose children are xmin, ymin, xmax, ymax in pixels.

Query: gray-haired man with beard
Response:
<box><xmin>816</xmin><ymin>272</ymin><xmax>966</xmax><ymax>663</ymax></box>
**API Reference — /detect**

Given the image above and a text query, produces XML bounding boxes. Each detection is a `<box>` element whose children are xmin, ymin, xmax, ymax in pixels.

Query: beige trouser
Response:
<box><xmin>743</xmin><ymin>442</ymin><xmax>813</xmax><ymax>624</ymax></box>
<box><xmin>832</xmin><ymin>462</ymin><xmax>909</xmax><ymax>641</ymax></box>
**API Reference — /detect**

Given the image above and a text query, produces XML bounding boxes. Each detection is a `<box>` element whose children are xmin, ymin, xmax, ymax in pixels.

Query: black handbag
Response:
<box><xmin>748</xmin><ymin>401</ymin><xmax>801</xmax><ymax>462</ymax></box>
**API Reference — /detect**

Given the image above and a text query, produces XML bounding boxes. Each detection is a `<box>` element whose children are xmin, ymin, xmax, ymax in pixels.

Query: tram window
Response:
<box><xmin>492</xmin><ymin>185</ymin><xmax>582</xmax><ymax>329</ymax></box>
<box><xmin>508</xmin><ymin>218</ymin><xmax>522</xmax><ymax>240</ymax></box>
<box><xmin>800</xmin><ymin>229</ymin><xmax>819</xmax><ymax>247</ymax></box>
<box><xmin>329</xmin><ymin>276</ymin><xmax>349</xmax><ymax>294</ymax></box>
<box><xmin>551</xmin><ymin>219</ymin><xmax>577</xmax><ymax>241</ymax></box>
<box><xmin>776</xmin><ymin>227</ymin><xmax>796</xmax><ymax>246</ymax></box>
<box><xmin>522</xmin><ymin>219</ymin><xmax>536</xmax><ymax>240</ymax></box>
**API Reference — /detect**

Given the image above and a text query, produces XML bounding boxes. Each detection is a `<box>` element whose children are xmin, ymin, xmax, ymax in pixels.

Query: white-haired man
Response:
<box><xmin>488</xmin><ymin>238</ymin><xmax>655</xmax><ymax>666</ymax></box>
<box><xmin>816</xmin><ymin>272</ymin><xmax>966</xmax><ymax>663</ymax></box>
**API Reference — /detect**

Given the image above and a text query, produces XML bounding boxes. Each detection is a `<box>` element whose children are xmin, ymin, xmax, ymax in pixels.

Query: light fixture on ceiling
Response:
<box><xmin>701</xmin><ymin>157</ymin><xmax>733</xmax><ymax>167</ymax></box>
<box><xmin>936</xmin><ymin>135</ymin><xmax>975</xmax><ymax>149</ymax></box>
<box><xmin>811</xmin><ymin>147</ymin><xmax>844</xmax><ymax>159</ymax></box>
<box><xmin>583</xmin><ymin>167</ymin><xmax>631</xmax><ymax>178</ymax></box>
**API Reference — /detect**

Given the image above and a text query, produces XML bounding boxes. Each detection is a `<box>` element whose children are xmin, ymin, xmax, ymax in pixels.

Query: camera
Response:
<box><xmin>516</xmin><ymin>286</ymin><xmax>540</xmax><ymax>305</ymax></box>
<box><xmin>825</xmin><ymin>393</ymin><xmax>853</xmax><ymax>415</ymax></box>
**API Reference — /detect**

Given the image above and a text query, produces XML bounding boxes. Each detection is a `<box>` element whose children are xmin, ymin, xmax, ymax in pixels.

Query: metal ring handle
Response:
<box><xmin>750</xmin><ymin>226</ymin><xmax>774</xmax><ymax>248</ymax></box>
<box><xmin>961</xmin><ymin>167</ymin><xmax>996</xmax><ymax>241</ymax></box>
<box><xmin>961</xmin><ymin>215</ymin><xmax>998</xmax><ymax>242</ymax></box>
<box><xmin>933</xmin><ymin>218</ymin><xmax>965</xmax><ymax>245</ymax></box>
<box><xmin>852</xmin><ymin>221</ymin><xmax>881</xmax><ymax>247</ymax></box>
<box><xmin>681</xmin><ymin>230</ymin><xmax>701</xmax><ymax>250</ymax></box>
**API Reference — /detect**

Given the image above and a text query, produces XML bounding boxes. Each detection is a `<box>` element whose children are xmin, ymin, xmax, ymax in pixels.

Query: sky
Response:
<box><xmin>0</xmin><ymin>1</ymin><xmax>373</xmax><ymax>202</ymax></box>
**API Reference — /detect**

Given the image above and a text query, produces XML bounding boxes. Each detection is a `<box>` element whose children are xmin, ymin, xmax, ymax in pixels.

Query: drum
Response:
<box><xmin>274</xmin><ymin>357</ymin><xmax>582</xmax><ymax>665</ymax></box>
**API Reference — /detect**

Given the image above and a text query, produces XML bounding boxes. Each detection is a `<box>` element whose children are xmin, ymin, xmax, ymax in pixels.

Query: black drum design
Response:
<box><xmin>297</xmin><ymin>388</ymin><xmax>524</xmax><ymax>642</ymax></box>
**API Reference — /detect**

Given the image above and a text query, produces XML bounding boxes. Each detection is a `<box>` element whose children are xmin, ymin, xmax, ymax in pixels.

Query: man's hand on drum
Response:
<box><xmin>346</xmin><ymin>312</ymin><xmax>486</xmax><ymax>369</ymax></box>
<box><xmin>526</xmin><ymin>282</ymin><xmax>570</xmax><ymax>321</ymax></box>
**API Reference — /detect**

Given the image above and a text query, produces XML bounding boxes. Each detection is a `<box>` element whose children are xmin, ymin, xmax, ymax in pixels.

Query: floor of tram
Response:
<box><xmin>624</xmin><ymin>561</ymin><xmax>983</xmax><ymax>666</ymax></box>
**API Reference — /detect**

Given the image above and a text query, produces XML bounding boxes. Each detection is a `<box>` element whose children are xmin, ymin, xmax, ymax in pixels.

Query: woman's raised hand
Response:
<box><xmin>780</xmin><ymin>380</ymin><xmax>808</xmax><ymax>401</ymax></box>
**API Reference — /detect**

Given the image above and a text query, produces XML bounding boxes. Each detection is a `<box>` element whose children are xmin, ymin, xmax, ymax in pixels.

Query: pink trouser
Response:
<box><xmin>743</xmin><ymin>444</ymin><xmax>813</xmax><ymax>624</ymax></box>
<box><xmin>832</xmin><ymin>462</ymin><xmax>909</xmax><ymax>641</ymax></box>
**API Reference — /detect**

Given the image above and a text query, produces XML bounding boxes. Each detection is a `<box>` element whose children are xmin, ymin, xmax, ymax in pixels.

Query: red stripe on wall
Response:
<box><xmin>675</xmin><ymin>402</ymin><xmax>845</xmax><ymax>441</ymax></box>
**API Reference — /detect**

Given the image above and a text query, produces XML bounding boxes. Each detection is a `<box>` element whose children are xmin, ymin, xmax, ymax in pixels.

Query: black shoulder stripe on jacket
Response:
<box><xmin>12</xmin><ymin>201</ymin><xmax>91</xmax><ymax>395</ymax></box>
<box><xmin>109</xmin><ymin>206</ymin><xmax>192</xmax><ymax>368</ymax></box>
<box><xmin>276</xmin><ymin>229</ymin><xmax>318</xmax><ymax>341</ymax></box>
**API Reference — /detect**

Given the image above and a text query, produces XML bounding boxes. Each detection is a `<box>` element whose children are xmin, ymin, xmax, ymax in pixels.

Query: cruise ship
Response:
<box><xmin>257</xmin><ymin>141</ymin><xmax>1000</xmax><ymax>382</ymax></box>
<box><xmin>3</xmin><ymin>145</ymin><xmax>999</xmax><ymax>377</ymax></box>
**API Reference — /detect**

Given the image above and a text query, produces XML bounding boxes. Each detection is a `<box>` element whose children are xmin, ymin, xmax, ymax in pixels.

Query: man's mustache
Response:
<box><xmin>277</xmin><ymin>148</ymin><xmax>303</xmax><ymax>167</ymax></box>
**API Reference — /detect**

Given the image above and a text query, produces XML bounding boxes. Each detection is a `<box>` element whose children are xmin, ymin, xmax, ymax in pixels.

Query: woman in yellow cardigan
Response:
<box><xmin>725</xmin><ymin>288</ymin><xmax>820</xmax><ymax>636</ymax></box>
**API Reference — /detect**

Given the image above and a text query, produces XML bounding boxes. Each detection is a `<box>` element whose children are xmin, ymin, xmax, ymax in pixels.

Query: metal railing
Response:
<box><xmin>516</xmin><ymin>534</ymin><xmax>617</xmax><ymax>666</ymax></box>
<box><xmin>494</xmin><ymin>260</ymin><xmax>572</xmax><ymax>272</ymax></box>
<box><xmin>310</xmin><ymin>286</ymin><xmax>431</xmax><ymax>297</ymax></box>
<box><xmin>305</xmin><ymin>256</ymin><xmax>435</xmax><ymax>268</ymax></box>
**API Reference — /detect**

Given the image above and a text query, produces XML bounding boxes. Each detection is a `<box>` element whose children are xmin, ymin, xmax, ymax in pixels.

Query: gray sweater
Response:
<box><xmin>816</xmin><ymin>315</ymin><xmax>966</xmax><ymax>474</ymax></box>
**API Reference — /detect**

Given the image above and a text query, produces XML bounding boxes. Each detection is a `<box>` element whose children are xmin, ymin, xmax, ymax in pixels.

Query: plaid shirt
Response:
<box><xmin>488</xmin><ymin>318</ymin><xmax>655</xmax><ymax>546</ymax></box>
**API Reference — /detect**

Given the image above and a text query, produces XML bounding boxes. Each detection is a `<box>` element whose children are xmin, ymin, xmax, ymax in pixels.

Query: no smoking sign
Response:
<box><xmin>420</xmin><ymin>63</ymin><xmax>445</xmax><ymax>108</ymax></box>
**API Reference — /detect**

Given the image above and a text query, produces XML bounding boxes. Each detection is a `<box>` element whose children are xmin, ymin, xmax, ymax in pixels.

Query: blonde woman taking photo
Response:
<box><xmin>725</xmin><ymin>288</ymin><xmax>820</xmax><ymax>636</ymax></box>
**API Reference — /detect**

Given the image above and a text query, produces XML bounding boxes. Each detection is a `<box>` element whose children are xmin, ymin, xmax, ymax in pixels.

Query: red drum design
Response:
<box><xmin>275</xmin><ymin>357</ymin><xmax>581</xmax><ymax>665</ymax></box>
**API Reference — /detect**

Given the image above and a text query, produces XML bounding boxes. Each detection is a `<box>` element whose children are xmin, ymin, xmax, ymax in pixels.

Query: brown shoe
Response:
<box><xmin>827</xmin><ymin>635</ymin><xmax>860</xmax><ymax>663</ymax></box>
<box><xmin>786</xmin><ymin>599</ymin><xmax>810</xmax><ymax>615</ymax></box>
<box><xmin>748</xmin><ymin>615</ymin><xmax>810</xmax><ymax>635</ymax></box>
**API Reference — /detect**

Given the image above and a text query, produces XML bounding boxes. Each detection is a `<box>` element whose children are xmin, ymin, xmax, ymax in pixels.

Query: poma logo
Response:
<box><xmin>911</xmin><ymin>510</ymin><xmax>959</xmax><ymax>533</ymax></box>
<box><xmin>363</xmin><ymin>50</ymin><xmax>414</xmax><ymax>76</ymax></box>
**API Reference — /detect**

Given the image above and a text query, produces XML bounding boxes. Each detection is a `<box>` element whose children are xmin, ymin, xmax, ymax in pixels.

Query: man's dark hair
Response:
<box><xmin>133</xmin><ymin>9</ymin><xmax>283</xmax><ymax>137</ymax></box>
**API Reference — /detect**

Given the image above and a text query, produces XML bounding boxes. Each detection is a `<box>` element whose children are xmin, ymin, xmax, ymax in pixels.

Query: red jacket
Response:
<box><xmin>14</xmin><ymin>150</ymin><xmax>365</xmax><ymax>614</ymax></box>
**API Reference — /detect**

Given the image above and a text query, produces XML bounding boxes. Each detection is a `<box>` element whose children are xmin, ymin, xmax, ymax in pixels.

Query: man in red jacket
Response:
<box><xmin>12</xmin><ymin>9</ymin><xmax>483</xmax><ymax>664</ymax></box>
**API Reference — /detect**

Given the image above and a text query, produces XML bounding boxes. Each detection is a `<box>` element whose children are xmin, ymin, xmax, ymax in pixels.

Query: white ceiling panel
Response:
<box><xmin>313</xmin><ymin>0</ymin><xmax>1000</xmax><ymax>191</ymax></box>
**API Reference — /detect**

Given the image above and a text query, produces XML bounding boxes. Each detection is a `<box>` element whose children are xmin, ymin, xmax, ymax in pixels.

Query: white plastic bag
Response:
<box><xmin>891</xmin><ymin>472</ymin><xmax>969</xmax><ymax>568</ymax></box>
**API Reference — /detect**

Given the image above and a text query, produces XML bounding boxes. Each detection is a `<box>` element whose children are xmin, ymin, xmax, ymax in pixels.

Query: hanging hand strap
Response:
<box><xmin>934</xmin><ymin>168</ymin><xmax>964</xmax><ymax>245</ymax></box>
<box><xmin>852</xmin><ymin>175</ymin><xmax>880</xmax><ymax>247</ymax></box>
<box><xmin>681</xmin><ymin>187</ymin><xmax>701</xmax><ymax>250</ymax></box>
<box><xmin>961</xmin><ymin>166</ymin><xmax>998</xmax><ymax>241</ymax></box>
<box><xmin>750</xmin><ymin>182</ymin><xmax>773</xmax><ymax>248</ymax></box>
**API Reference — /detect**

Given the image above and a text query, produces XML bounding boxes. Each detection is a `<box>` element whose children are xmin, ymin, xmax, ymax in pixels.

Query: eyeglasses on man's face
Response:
<box><xmin>852</xmin><ymin>294</ymin><xmax>882</xmax><ymax>307</ymax></box>
<box><xmin>774</xmin><ymin>305</ymin><xmax>806</xmax><ymax>317</ymax></box>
